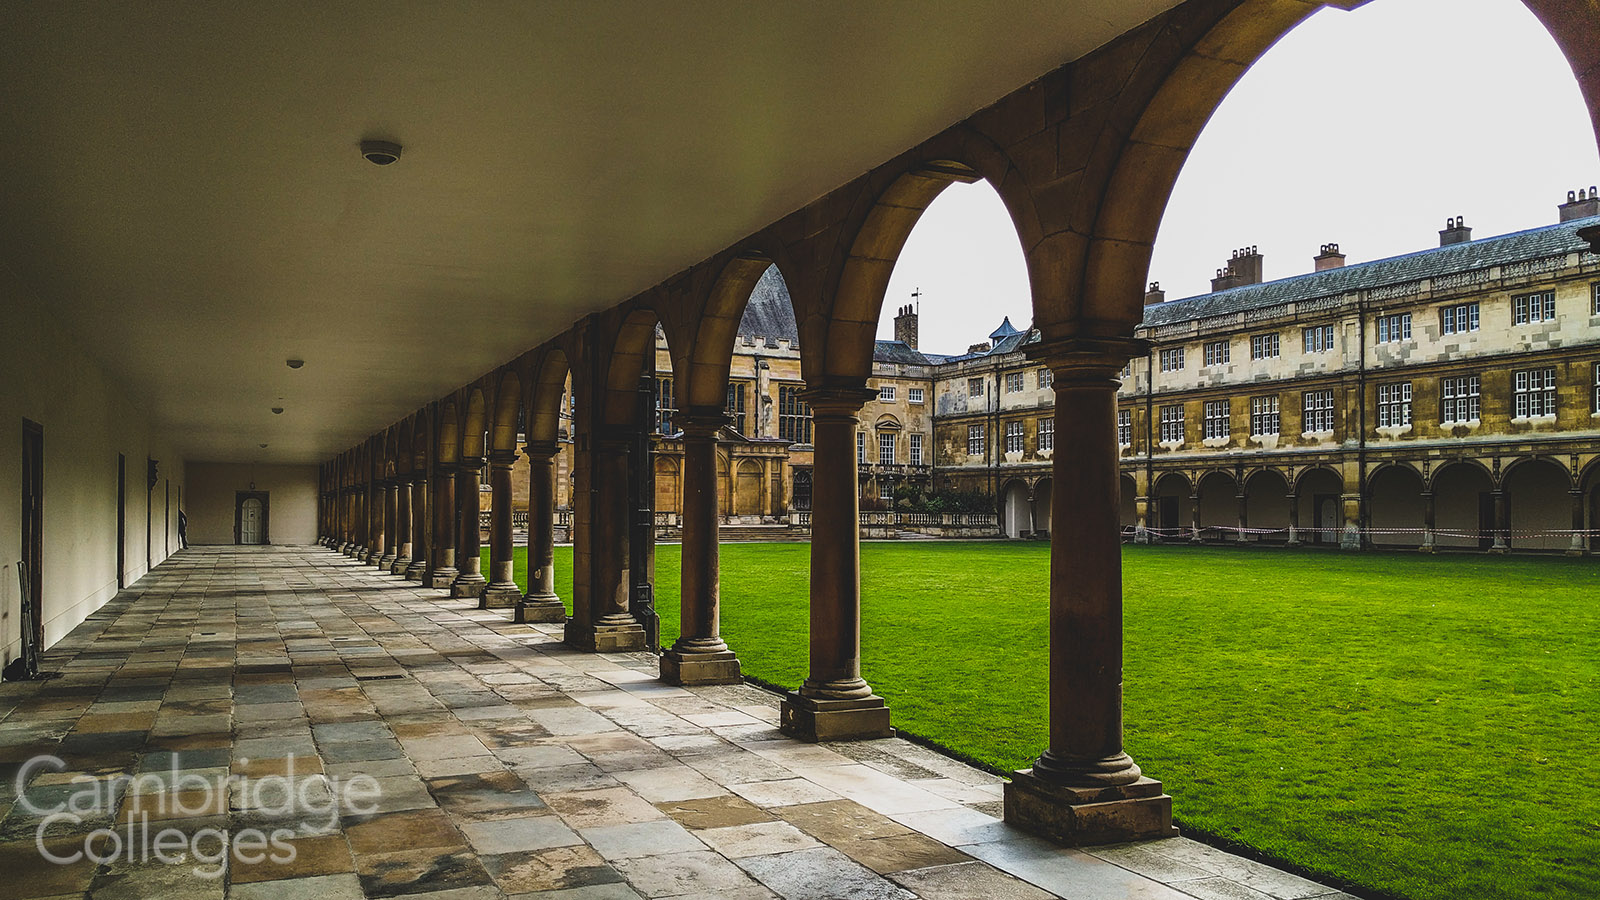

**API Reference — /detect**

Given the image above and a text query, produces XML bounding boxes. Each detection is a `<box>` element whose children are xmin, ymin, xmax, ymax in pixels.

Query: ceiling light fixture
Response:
<box><xmin>360</xmin><ymin>140</ymin><xmax>402</xmax><ymax>166</ymax></box>
<box><xmin>259</xmin><ymin>443</ymin><xmax>268</xmax><ymax>449</ymax></box>
<box><xmin>271</xmin><ymin>407</ymin><xmax>284</xmax><ymax>415</ymax></box>
<box><xmin>286</xmin><ymin>359</ymin><xmax>304</xmax><ymax>369</ymax></box>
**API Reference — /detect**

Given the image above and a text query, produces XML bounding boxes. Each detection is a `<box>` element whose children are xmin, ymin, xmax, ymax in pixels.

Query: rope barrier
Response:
<box><xmin>1124</xmin><ymin>524</ymin><xmax>1600</xmax><ymax>540</ymax></box>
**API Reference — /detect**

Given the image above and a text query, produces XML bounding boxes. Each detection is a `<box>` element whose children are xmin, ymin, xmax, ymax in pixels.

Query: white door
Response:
<box><xmin>241</xmin><ymin>498</ymin><xmax>264</xmax><ymax>544</ymax></box>
<box><xmin>1316</xmin><ymin>496</ymin><xmax>1338</xmax><ymax>543</ymax></box>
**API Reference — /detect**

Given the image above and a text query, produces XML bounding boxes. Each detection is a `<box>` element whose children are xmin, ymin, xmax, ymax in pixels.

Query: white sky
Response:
<box><xmin>879</xmin><ymin>0</ymin><xmax>1600</xmax><ymax>356</ymax></box>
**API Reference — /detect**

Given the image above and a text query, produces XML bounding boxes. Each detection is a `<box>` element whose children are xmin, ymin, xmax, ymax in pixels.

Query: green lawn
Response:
<box><xmin>484</xmin><ymin>541</ymin><xmax>1600</xmax><ymax>900</ymax></box>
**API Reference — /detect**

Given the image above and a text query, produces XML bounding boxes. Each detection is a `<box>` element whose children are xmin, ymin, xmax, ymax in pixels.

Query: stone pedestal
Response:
<box><xmin>779</xmin><ymin>694</ymin><xmax>892</xmax><ymax>743</ymax></box>
<box><xmin>661</xmin><ymin>647</ymin><xmax>741</xmax><ymax>686</ymax></box>
<box><xmin>564</xmin><ymin>616</ymin><xmax>647</xmax><ymax>653</ymax></box>
<box><xmin>1005</xmin><ymin>770</ymin><xmax>1176</xmax><ymax>846</ymax></box>
<box><xmin>430</xmin><ymin>465</ymin><xmax>459</xmax><ymax>590</ymax></box>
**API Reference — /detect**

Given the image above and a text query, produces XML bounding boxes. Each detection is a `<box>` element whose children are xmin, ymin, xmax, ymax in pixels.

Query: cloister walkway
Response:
<box><xmin>1</xmin><ymin>546</ymin><xmax>1350</xmax><ymax>900</ymax></box>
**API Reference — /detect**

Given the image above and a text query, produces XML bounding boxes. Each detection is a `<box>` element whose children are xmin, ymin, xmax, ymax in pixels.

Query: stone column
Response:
<box><xmin>1004</xmin><ymin>337</ymin><xmax>1174</xmax><ymax>846</ymax></box>
<box><xmin>452</xmin><ymin>460</ymin><xmax>488</xmax><ymax>598</ymax></box>
<box><xmin>1568</xmin><ymin>490</ymin><xmax>1587</xmax><ymax>556</ymax></box>
<box><xmin>780</xmin><ymin>387</ymin><xmax>890</xmax><ymax>742</ymax></box>
<box><xmin>365</xmin><ymin>482</ymin><xmax>384</xmax><ymax>562</ymax></box>
<box><xmin>1286</xmin><ymin>492</ymin><xmax>1301</xmax><ymax>546</ymax></box>
<box><xmin>379</xmin><ymin>481</ymin><xmax>399</xmax><ymax>570</ymax></box>
<box><xmin>1420</xmin><ymin>490</ymin><xmax>1436</xmax><ymax>553</ymax></box>
<box><xmin>662</xmin><ymin>410</ymin><xmax>742</xmax><ymax>686</ymax></box>
<box><xmin>483</xmin><ymin>451</ymin><xmax>522</xmax><ymax>607</ymax></box>
<box><xmin>1340</xmin><ymin>492</ymin><xmax>1362</xmax><ymax>551</ymax></box>
<box><xmin>391</xmin><ymin>477</ymin><xmax>413</xmax><ymax>574</ymax></box>
<box><xmin>517</xmin><ymin>442</ymin><xmax>566</xmax><ymax>623</ymax></box>
<box><xmin>564</xmin><ymin>427</ymin><xmax>647</xmax><ymax>651</ymax></box>
<box><xmin>1188</xmin><ymin>491</ymin><xmax>1201</xmax><ymax>542</ymax></box>
<box><xmin>1133</xmin><ymin>495</ymin><xmax>1150</xmax><ymax>544</ymax></box>
<box><xmin>1235</xmin><ymin>491</ymin><xmax>1248</xmax><ymax>543</ymax></box>
<box><xmin>406</xmin><ymin>477</ymin><xmax>429</xmax><ymax>580</ymax></box>
<box><xmin>1489</xmin><ymin>489</ymin><xmax>1509</xmax><ymax>553</ymax></box>
<box><xmin>429</xmin><ymin>464</ymin><xmax>460</xmax><ymax>589</ymax></box>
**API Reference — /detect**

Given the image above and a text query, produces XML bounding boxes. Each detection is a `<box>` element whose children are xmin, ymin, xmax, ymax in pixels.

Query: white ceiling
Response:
<box><xmin>0</xmin><ymin>1</ymin><xmax>1178</xmax><ymax>464</ymax></box>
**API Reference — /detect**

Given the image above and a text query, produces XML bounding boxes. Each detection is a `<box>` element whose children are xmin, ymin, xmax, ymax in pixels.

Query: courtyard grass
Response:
<box><xmin>486</xmin><ymin>541</ymin><xmax>1600</xmax><ymax>900</ymax></box>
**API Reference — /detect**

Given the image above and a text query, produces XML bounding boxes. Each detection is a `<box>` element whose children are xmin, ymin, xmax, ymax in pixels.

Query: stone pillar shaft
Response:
<box><xmin>453</xmin><ymin>461</ymin><xmax>487</xmax><ymax>597</ymax></box>
<box><xmin>1490</xmin><ymin>489</ymin><xmax>1509</xmax><ymax>552</ymax></box>
<box><xmin>406</xmin><ymin>477</ymin><xmax>429</xmax><ymax>579</ymax></box>
<box><xmin>518</xmin><ymin>444</ymin><xmax>565</xmax><ymax>622</ymax></box>
<box><xmin>565</xmin><ymin>429</ymin><xmax>647</xmax><ymax>651</ymax></box>
<box><xmin>663</xmin><ymin>411</ymin><xmax>741</xmax><ymax>685</ymax></box>
<box><xmin>379</xmin><ymin>482</ymin><xmax>398</xmax><ymax>568</ymax></box>
<box><xmin>483</xmin><ymin>453</ymin><xmax>521</xmax><ymax>607</ymax></box>
<box><xmin>392</xmin><ymin>478</ymin><xmax>412</xmax><ymax>574</ymax></box>
<box><xmin>1004</xmin><ymin>337</ymin><xmax>1173</xmax><ymax>847</ymax></box>
<box><xmin>1420</xmin><ymin>490</ymin><xmax>1436</xmax><ymax>553</ymax></box>
<box><xmin>1286</xmin><ymin>492</ymin><xmax>1301</xmax><ymax>546</ymax></box>
<box><xmin>1569</xmin><ymin>489</ymin><xmax>1586</xmax><ymax>556</ymax></box>
<box><xmin>780</xmin><ymin>388</ymin><xmax>889</xmax><ymax>742</ymax></box>
<box><xmin>430</xmin><ymin>464</ymin><xmax>459</xmax><ymax>589</ymax></box>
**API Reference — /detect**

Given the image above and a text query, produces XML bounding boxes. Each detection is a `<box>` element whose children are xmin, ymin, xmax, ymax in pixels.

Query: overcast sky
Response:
<box><xmin>879</xmin><ymin>0</ymin><xmax>1600</xmax><ymax>356</ymax></box>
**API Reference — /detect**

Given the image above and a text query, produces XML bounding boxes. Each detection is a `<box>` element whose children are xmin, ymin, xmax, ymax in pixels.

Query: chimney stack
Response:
<box><xmin>1439</xmin><ymin>216</ymin><xmax>1472</xmax><ymax>246</ymax></box>
<box><xmin>1314</xmin><ymin>243</ymin><xmax>1346</xmax><ymax>272</ymax></box>
<box><xmin>1559</xmin><ymin>186</ymin><xmax>1600</xmax><ymax>222</ymax></box>
<box><xmin>1210</xmin><ymin>246</ymin><xmax>1263</xmax><ymax>292</ymax></box>
<box><xmin>893</xmin><ymin>303</ymin><xmax>919</xmax><ymax>349</ymax></box>
<box><xmin>1144</xmin><ymin>281</ymin><xmax>1166</xmax><ymax>306</ymax></box>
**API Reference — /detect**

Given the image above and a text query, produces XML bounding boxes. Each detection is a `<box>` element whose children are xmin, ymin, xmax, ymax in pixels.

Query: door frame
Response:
<box><xmin>116</xmin><ymin>453</ymin><xmax>126</xmax><ymax>589</ymax></box>
<box><xmin>235</xmin><ymin>491</ymin><xmax>271</xmax><ymax>545</ymax></box>
<box><xmin>21</xmin><ymin>420</ymin><xmax>44</xmax><ymax>665</ymax></box>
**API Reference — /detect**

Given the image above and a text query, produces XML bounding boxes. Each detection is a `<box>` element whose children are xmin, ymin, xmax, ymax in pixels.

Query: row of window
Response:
<box><xmin>962</xmin><ymin>418</ymin><xmax>1056</xmax><ymax>457</ymax></box>
<box><xmin>858</xmin><ymin>431</ymin><xmax>924</xmax><ymax>465</ymax></box>
<box><xmin>875</xmin><ymin>385</ymin><xmax>924</xmax><ymax>403</ymax></box>
<box><xmin>965</xmin><ymin>368</ymin><xmax>1056</xmax><ymax>397</ymax></box>
<box><xmin>1125</xmin><ymin>363</ymin><xmax>1587</xmax><ymax>445</ymax></box>
<box><xmin>1152</xmin><ymin>286</ymin><xmax>1600</xmax><ymax>371</ymax></box>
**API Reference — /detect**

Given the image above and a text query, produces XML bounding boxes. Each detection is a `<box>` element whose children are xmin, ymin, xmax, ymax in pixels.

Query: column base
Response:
<box><xmin>429</xmin><ymin>567</ymin><xmax>459</xmax><ymax>590</ymax></box>
<box><xmin>1004</xmin><ymin>769</ymin><xmax>1177</xmax><ymax>847</ymax></box>
<box><xmin>564</xmin><ymin>618</ymin><xmax>648</xmax><ymax>653</ymax></box>
<box><xmin>404</xmin><ymin>560</ymin><xmax>427</xmax><ymax>581</ymax></box>
<box><xmin>451</xmin><ymin>574</ymin><xmax>488</xmax><ymax>599</ymax></box>
<box><xmin>378</xmin><ymin>552</ymin><xmax>397</xmax><ymax>570</ymax></box>
<box><xmin>356</xmin><ymin>547</ymin><xmax>370</xmax><ymax>561</ymax></box>
<box><xmin>660</xmin><ymin>649</ymin><xmax>742</xmax><ymax>686</ymax></box>
<box><xmin>390</xmin><ymin>555</ymin><xmax>412</xmax><ymax>576</ymax></box>
<box><xmin>481</xmin><ymin>583</ymin><xmax>521</xmax><ymax>609</ymax></box>
<box><xmin>779</xmin><ymin>693</ymin><xmax>892</xmax><ymax>743</ymax></box>
<box><xmin>515</xmin><ymin>594</ymin><xmax>567</xmax><ymax>623</ymax></box>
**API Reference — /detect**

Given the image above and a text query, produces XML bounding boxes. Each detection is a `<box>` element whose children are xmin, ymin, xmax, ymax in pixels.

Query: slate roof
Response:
<box><xmin>735</xmin><ymin>265</ymin><xmax>800</xmax><ymax>344</ymax></box>
<box><xmin>1143</xmin><ymin>215</ymin><xmax>1600</xmax><ymax>328</ymax></box>
<box><xmin>989</xmin><ymin>316</ymin><xmax>1022</xmax><ymax>342</ymax></box>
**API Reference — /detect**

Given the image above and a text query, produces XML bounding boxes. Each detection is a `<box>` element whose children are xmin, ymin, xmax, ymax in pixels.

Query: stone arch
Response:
<box><xmin>685</xmin><ymin>253</ymin><xmax>800</xmax><ymax>409</ymax></box>
<box><xmin>1195</xmin><ymin>470</ymin><xmax>1238</xmax><ymax>539</ymax></box>
<box><xmin>462</xmin><ymin>388</ymin><xmax>488</xmax><ymax>460</ymax></box>
<box><xmin>1001</xmin><ymin>477</ymin><xmax>1032</xmax><ymax>539</ymax></box>
<box><xmin>1432</xmin><ymin>461</ymin><xmax>1495</xmax><ymax>550</ymax></box>
<box><xmin>654</xmin><ymin>455</ymin><xmax>680</xmax><ymax>516</ymax></box>
<box><xmin>735</xmin><ymin>458</ymin><xmax>764</xmax><ymax>518</ymax></box>
<box><xmin>1075</xmin><ymin>0</ymin><xmax>1600</xmax><ymax>332</ymax></box>
<box><xmin>528</xmin><ymin>347</ymin><xmax>571</xmax><ymax>447</ymax></box>
<box><xmin>604</xmin><ymin>306</ymin><xmax>676</xmax><ymax>429</ymax></box>
<box><xmin>1295</xmin><ymin>467</ymin><xmax>1344</xmax><ymax>545</ymax></box>
<box><xmin>437</xmin><ymin>400</ymin><xmax>460</xmax><ymax>465</ymax></box>
<box><xmin>490</xmin><ymin>370</ymin><xmax>522</xmax><ymax>455</ymax></box>
<box><xmin>1151</xmin><ymin>471</ymin><xmax>1192</xmax><ymax>538</ymax></box>
<box><xmin>1243</xmin><ymin>468</ymin><xmax>1290</xmax><ymax>543</ymax></box>
<box><xmin>1503</xmin><ymin>456</ymin><xmax>1573</xmax><ymax>551</ymax></box>
<box><xmin>1427</xmin><ymin>457</ymin><xmax>1495</xmax><ymax>493</ymax></box>
<box><xmin>823</xmin><ymin>152</ymin><xmax>1034</xmax><ymax>383</ymax></box>
<box><xmin>1367</xmin><ymin>464</ymin><xmax>1426</xmax><ymax>549</ymax></box>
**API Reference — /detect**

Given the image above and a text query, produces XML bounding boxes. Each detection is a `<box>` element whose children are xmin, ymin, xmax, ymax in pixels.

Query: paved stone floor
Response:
<box><xmin>0</xmin><ymin>546</ymin><xmax>1354</xmax><ymax>900</ymax></box>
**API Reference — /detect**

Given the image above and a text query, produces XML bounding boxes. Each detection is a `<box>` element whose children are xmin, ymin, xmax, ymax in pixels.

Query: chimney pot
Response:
<box><xmin>1559</xmin><ymin>184</ymin><xmax>1600</xmax><ymax>222</ymax></box>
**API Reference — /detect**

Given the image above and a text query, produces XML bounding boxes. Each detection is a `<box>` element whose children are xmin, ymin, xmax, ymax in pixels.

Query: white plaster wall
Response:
<box><xmin>0</xmin><ymin>268</ymin><xmax>182</xmax><ymax>664</ymax></box>
<box><xmin>185</xmin><ymin>463</ymin><xmax>318</xmax><ymax>545</ymax></box>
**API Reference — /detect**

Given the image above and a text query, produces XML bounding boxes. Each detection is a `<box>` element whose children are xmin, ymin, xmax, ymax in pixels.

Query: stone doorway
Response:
<box><xmin>235</xmin><ymin>490</ymin><xmax>270</xmax><ymax>545</ymax></box>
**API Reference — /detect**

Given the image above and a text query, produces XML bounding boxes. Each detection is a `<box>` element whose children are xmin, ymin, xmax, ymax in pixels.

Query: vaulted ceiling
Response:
<box><xmin>0</xmin><ymin>1</ymin><xmax>1180</xmax><ymax>463</ymax></box>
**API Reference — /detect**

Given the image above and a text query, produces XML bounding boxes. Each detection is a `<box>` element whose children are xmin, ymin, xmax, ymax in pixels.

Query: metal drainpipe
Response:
<box><xmin>1356</xmin><ymin>296</ymin><xmax>1369</xmax><ymax>548</ymax></box>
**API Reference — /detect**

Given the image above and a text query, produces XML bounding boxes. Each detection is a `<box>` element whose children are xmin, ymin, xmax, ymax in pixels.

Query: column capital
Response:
<box><xmin>798</xmin><ymin>386</ymin><xmax>879</xmax><ymax>416</ymax></box>
<box><xmin>489</xmin><ymin>450</ymin><xmax>520</xmax><ymax>468</ymax></box>
<box><xmin>675</xmin><ymin>407</ymin><xmax>731</xmax><ymax>439</ymax></box>
<box><xmin>1026</xmin><ymin>335</ymin><xmax>1149</xmax><ymax>382</ymax></box>
<box><xmin>459</xmin><ymin>456</ymin><xmax>486</xmax><ymax>470</ymax></box>
<box><xmin>524</xmin><ymin>440</ymin><xmax>560</xmax><ymax>459</ymax></box>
